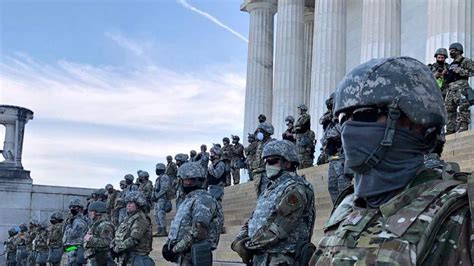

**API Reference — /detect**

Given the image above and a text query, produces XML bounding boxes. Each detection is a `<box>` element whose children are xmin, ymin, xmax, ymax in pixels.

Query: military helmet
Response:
<box><xmin>124</xmin><ymin>191</ymin><xmax>147</xmax><ymax>207</ymax></box>
<box><xmin>434</xmin><ymin>48</ymin><xmax>448</xmax><ymax>58</ymax></box>
<box><xmin>38</xmin><ymin>220</ymin><xmax>49</xmax><ymax>229</ymax></box>
<box><xmin>258</xmin><ymin>114</ymin><xmax>266</xmax><ymax>122</ymax></box>
<box><xmin>166</xmin><ymin>155</ymin><xmax>173</xmax><ymax>161</ymax></box>
<box><xmin>124</xmin><ymin>174</ymin><xmax>134</xmax><ymax>181</ymax></box>
<box><xmin>223</xmin><ymin>137</ymin><xmax>230</xmax><ymax>143</ymax></box>
<box><xmin>285</xmin><ymin>115</ymin><xmax>295</xmax><ymax>124</ymax></box>
<box><xmin>177</xmin><ymin>162</ymin><xmax>205</xmax><ymax>180</ymax></box>
<box><xmin>68</xmin><ymin>198</ymin><xmax>83</xmax><ymax>208</ymax></box>
<box><xmin>247</xmin><ymin>133</ymin><xmax>255</xmax><ymax>140</ymax></box>
<box><xmin>200</xmin><ymin>144</ymin><xmax>207</xmax><ymax>150</ymax></box>
<box><xmin>210</xmin><ymin>145</ymin><xmax>223</xmax><ymax>156</ymax></box>
<box><xmin>105</xmin><ymin>184</ymin><xmax>113</xmax><ymax>190</ymax></box>
<box><xmin>88</xmin><ymin>201</ymin><xmax>107</xmax><ymax>213</ymax></box>
<box><xmin>8</xmin><ymin>227</ymin><xmax>17</xmax><ymax>237</ymax></box>
<box><xmin>257</xmin><ymin>122</ymin><xmax>274</xmax><ymax>135</ymax></box>
<box><xmin>175</xmin><ymin>153</ymin><xmax>189</xmax><ymax>163</ymax></box>
<box><xmin>325</xmin><ymin>93</ymin><xmax>334</xmax><ymax>109</ymax></box>
<box><xmin>19</xmin><ymin>223</ymin><xmax>28</xmax><ymax>232</ymax></box>
<box><xmin>97</xmin><ymin>188</ymin><xmax>107</xmax><ymax>197</ymax></box>
<box><xmin>297</xmin><ymin>104</ymin><xmax>308</xmax><ymax>111</ymax></box>
<box><xmin>449</xmin><ymin>42</ymin><xmax>463</xmax><ymax>53</ymax></box>
<box><xmin>119</xmin><ymin>180</ymin><xmax>126</xmax><ymax>186</ymax></box>
<box><xmin>155</xmin><ymin>163</ymin><xmax>166</xmax><ymax>171</ymax></box>
<box><xmin>334</xmin><ymin>56</ymin><xmax>446</xmax><ymax>129</ymax></box>
<box><xmin>138</xmin><ymin>171</ymin><xmax>149</xmax><ymax>178</ymax></box>
<box><xmin>50</xmin><ymin>211</ymin><xmax>64</xmax><ymax>221</ymax></box>
<box><xmin>232</xmin><ymin>135</ymin><xmax>240</xmax><ymax>141</ymax></box>
<box><xmin>262</xmin><ymin>140</ymin><xmax>300</xmax><ymax>165</ymax></box>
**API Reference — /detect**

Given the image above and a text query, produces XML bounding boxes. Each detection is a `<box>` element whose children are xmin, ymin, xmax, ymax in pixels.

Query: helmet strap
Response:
<box><xmin>358</xmin><ymin>107</ymin><xmax>401</xmax><ymax>173</ymax></box>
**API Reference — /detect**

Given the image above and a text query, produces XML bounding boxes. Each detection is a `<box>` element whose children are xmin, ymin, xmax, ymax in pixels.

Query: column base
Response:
<box><xmin>0</xmin><ymin>167</ymin><xmax>32</xmax><ymax>179</ymax></box>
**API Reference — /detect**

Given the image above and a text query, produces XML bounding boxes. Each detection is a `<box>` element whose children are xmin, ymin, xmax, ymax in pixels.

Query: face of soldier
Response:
<box><xmin>223</xmin><ymin>140</ymin><xmax>229</xmax><ymax>146</ymax></box>
<box><xmin>127</xmin><ymin>202</ymin><xmax>138</xmax><ymax>213</ymax></box>
<box><xmin>286</xmin><ymin>122</ymin><xmax>293</xmax><ymax>127</ymax></box>
<box><xmin>176</xmin><ymin>161</ymin><xmax>183</xmax><ymax>167</ymax></box>
<box><xmin>210</xmin><ymin>152</ymin><xmax>216</xmax><ymax>161</ymax></box>
<box><xmin>69</xmin><ymin>206</ymin><xmax>81</xmax><ymax>216</ymax></box>
<box><xmin>436</xmin><ymin>54</ymin><xmax>446</xmax><ymax>63</ymax></box>
<box><xmin>167</xmin><ymin>158</ymin><xmax>172</xmax><ymax>163</ymax></box>
<box><xmin>232</xmin><ymin>140</ymin><xmax>238</xmax><ymax>144</ymax></box>
<box><xmin>126</xmin><ymin>179</ymin><xmax>133</xmax><ymax>185</ymax></box>
<box><xmin>265</xmin><ymin>157</ymin><xmax>283</xmax><ymax>179</ymax></box>
<box><xmin>107</xmin><ymin>188</ymin><xmax>114</xmax><ymax>194</ymax></box>
<box><xmin>120</xmin><ymin>183</ymin><xmax>126</xmax><ymax>189</ymax></box>
<box><xmin>88</xmin><ymin>210</ymin><xmax>98</xmax><ymax>220</ymax></box>
<box><xmin>449</xmin><ymin>49</ymin><xmax>459</xmax><ymax>59</ymax></box>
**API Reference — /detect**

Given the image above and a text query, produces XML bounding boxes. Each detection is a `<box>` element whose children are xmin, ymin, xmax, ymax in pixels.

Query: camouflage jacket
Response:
<box><xmin>47</xmin><ymin>222</ymin><xmax>63</xmax><ymax>248</ymax></box>
<box><xmin>166</xmin><ymin>162</ymin><xmax>178</xmax><ymax>179</ymax></box>
<box><xmin>446</xmin><ymin>57</ymin><xmax>474</xmax><ymax>89</ymax></box>
<box><xmin>106</xmin><ymin>190</ymin><xmax>120</xmax><ymax>214</ymax></box>
<box><xmin>5</xmin><ymin>236</ymin><xmax>16</xmax><ymax>254</ymax></box>
<box><xmin>231</xmin><ymin>143</ymin><xmax>245</xmax><ymax>162</ymax></box>
<box><xmin>85</xmin><ymin>216</ymin><xmax>115</xmax><ymax>251</ymax></box>
<box><xmin>207</xmin><ymin>160</ymin><xmax>226</xmax><ymax>186</ymax></box>
<box><xmin>168</xmin><ymin>189</ymin><xmax>222</xmax><ymax>252</ymax></box>
<box><xmin>245</xmin><ymin>141</ymin><xmax>258</xmax><ymax>170</ymax></box>
<box><xmin>112</xmin><ymin>209</ymin><xmax>152</xmax><ymax>255</ymax></box>
<box><xmin>252</xmin><ymin>138</ymin><xmax>274</xmax><ymax>174</ymax></box>
<box><xmin>238</xmin><ymin>172</ymin><xmax>315</xmax><ymax>254</ymax></box>
<box><xmin>13</xmin><ymin>232</ymin><xmax>27</xmax><ymax>247</ymax></box>
<box><xmin>323</xmin><ymin>123</ymin><xmax>342</xmax><ymax>157</ymax></box>
<box><xmin>196</xmin><ymin>151</ymin><xmax>210</xmax><ymax>170</ymax></box>
<box><xmin>139</xmin><ymin>180</ymin><xmax>153</xmax><ymax>202</ymax></box>
<box><xmin>33</xmin><ymin>228</ymin><xmax>49</xmax><ymax>252</ymax></box>
<box><xmin>63</xmin><ymin>214</ymin><xmax>89</xmax><ymax>246</ymax></box>
<box><xmin>114</xmin><ymin>191</ymin><xmax>126</xmax><ymax>210</ymax></box>
<box><xmin>311</xmin><ymin>169</ymin><xmax>472</xmax><ymax>265</ymax></box>
<box><xmin>25</xmin><ymin>227</ymin><xmax>37</xmax><ymax>250</ymax></box>
<box><xmin>153</xmin><ymin>174</ymin><xmax>171</xmax><ymax>200</ymax></box>
<box><xmin>293</xmin><ymin>113</ymin><xmax>311</xmax><ymax>134</ymax></box>
<box><xmin>222</xmin><ymin>144</ymin><xmax>232</xmax><ymax>161</ymax></box>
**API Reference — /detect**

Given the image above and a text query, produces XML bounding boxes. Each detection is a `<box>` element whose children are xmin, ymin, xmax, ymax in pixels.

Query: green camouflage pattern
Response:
<box><xmin>312</xmin><ymin>170</ymin><xmax>472</xmax><ymax>265</ymax></box>
<box><xmin>111</xmin><ymin>209</ymin><xmax>152</xmax><ymax>258</ymax></box>
<box><xmin>47</xmin><ymin>222</ymin><xmax>63</xmax><ymax>248</ymax></box>
<box><xmin>84</xmin><ymin>216</ymin><xmax>115</xmax><ymax>263</ymax></box>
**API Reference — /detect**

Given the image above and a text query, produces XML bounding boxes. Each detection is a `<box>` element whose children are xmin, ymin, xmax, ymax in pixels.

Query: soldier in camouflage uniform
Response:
<box><xmin>445</xmin><ymin>43</ymin><xmax>474</xmax><ymax>134</ymax></box>
<box><xmin>137</xmin><ymin>171</ymin><xmax>153</xmax><ymax>214</ymax></box>
<box><xmin>5</xmin><ymin>227</ymin><xmax>18</xmax><ymax>266</ymax></box>
<box><xmin>32</xmin><ymin>221</ymin><xmax>49</xmax><ymax>266</ymax></box>
<box><xmin>221</xmin><ymin>137</ymin><xmax>233</xmax><ymax>187</ymax></box>
<box><xmin>47</xmin><ymin>212</ymin><xmax>64</xmax><ymax>266</ymax></box>
<box><xmin>116</xmin><ymin>180</ymin><xmax>128</xmax><ymax>225</ymax></box>
<box><xmin>105</xmin><ymin>184</ymin><xmax>120</xmax><ymax>224</ymax></box>
<box><xmin>152</xmin><ymin>163</ymin><xmax>172</xmax><ymax>237</ymax></box>
<box><xmin>282</xmin><ymin>116</ymin><xmax>296</xmax><ymax>144</ymax></box>
<box><xmin>244</xmin><ymin>133</ymin><xmax>258</xmax><ymax>181</ymax></box>
<box><xmin>84</xmin><ymin>201</ymin><xmax>115</xmax><ymax>265</ymax></box>
<box><xmin>195</xmin><ymin>144</ymin><xmax>210</xmax><ymax>176</ymax></box>
<box><xmin>25</xmin><ymin>219</ymin><xmax>39</xmax><ymax>266</ymax></box>
<box><xmin>231</xmin><ymin>140</ymin><xmax>316</xmax><ymax>265</ymax></box>
<box><xmin>428</xmin><ymin>48</ymin><xmax>449</xmax><ymax>98</ymax></box>
<box><xmin>162</xmin><ymin>162</ymin><xmax>223</xmax><ymax>265</ymax></box>
<box><xmin>165</xmin><ymin>155</ymin><xmax>178</xmax><ymax>180</ymax></box>
<box><xmin>252</xmin><ymin>122</ymin><xmax>275</xmax><ymax>197</ymax></box>
<box><xmin>317</xmin><ymin>96</ymin><xmax>334</xmax><ymax>165</ymax></box>
<box><xmin>63</xmin><ymin>198</ymin><xmax>89</xmax><ymax>266</ymax></box>
<box><xmin>294</xmin><ymin>104</ymin><xmax>315</xmax><ymax>169</ymax></box>
<box><xmin>14</xmin><ymin>224</ymin><xmax>28</xmax><ymax>266</ymax></box>
<box><xmin>85</xmin><ymin>191</ymin><xmax>99</xmax><ymax>216</ymax></box>
<box><xmin>424</xmin><ymin>132</ymin><xmax>446</xmax><ymax>173</ymax></box>
<box><xmin>230</xmin><ymin>135</ymin><xmax>244</xmax><ymax>185</ymax></box>
<box><xmin>175</xmin><ymin>153</ymin><xmax>190</xmax><ymax>210</ymax></box>
<box><xmin>310</xmin><ymin>56</ymin><xmax>473</xmax><ymax>265</ymax></box>
<box><xmin>207</xmin><ymin>145</ymin><xmax>227</xmax><ymax>234</ymax></box>
<box><xmin>189</xmin><ymin>150</ymin><xmax>197</xmax><ymax>162</ymax></box>
<box><xmin>111</xmin><ymin>191</ymin><xmax>153</xmax><ymax>266</ymax></box>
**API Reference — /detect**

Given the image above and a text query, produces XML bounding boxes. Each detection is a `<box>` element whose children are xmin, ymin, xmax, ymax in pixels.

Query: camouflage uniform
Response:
<box><xmin>221</xmin><ymin>139</ymin><xmax>233</xmax><ymax>187</ymax></box>
<box><xmin>165</xmin><ymin>162</ymin><xmax>223</xmax><ymax>265</ymax></box>
<box><xmin>84</xmin><ymin>202</ymin><xmax>115</xmax><ymax>266</ymax></box>
<box><xmin>445</xmin><ymin>51</ymin><xmax>474</xmax><ymax>133</ymax></box>
<box><xmin>175</xmin><ymin>153</ymin><xmax>190</xmax><ymax>210</ymax></box>
<box><xmin>32</xmin><ymin>222</ymin><xmax>49</xmax><ymax>266</ymax></box>
<box><xmin>252</xmin><ymin>122</ymin><xmax>275</xmax><ymax>197</ymax></box>
<box><xmin>165</xmin><ymin>160</ymin><xmax>178</xmax><ymax>180</ymax></box>
<box><xmin>47</xmin><ymin>212</ymin><xmax>64</xmax><ymax>266</ymax></box>
<box><xmin>230</xmin><ymin>137</ymin><xmax>244</xmax><ymax>185</ymax></box>
<box><xmin>14</xmin><ymin>225</ymin><xmax>28</xmax><ymax>266</ymax></box>
<box><xmin>63</xmin><ymin>199</ymin><xmax>89</xmax><ymax>266</ymax></box>
<box><xmin>317</xmin><ymin>100</ymin><xmax>334</xmax><ymax>166</ymax></box>
<box><xmin>111</xmin><ymin>192</ymin><xmax>153</xmax><ymax>266</ymax></box>
<box><xmin>310</xmin><ymin>57</ymin><xmax>472</xmax><ymax>265</ymax></box>
<box><xmin>152</xmin><ymin>169</ymin><xmax>172</xmax><ymax>236</ymax></box>
<box><xmin>138</xmin><ymin>171</ymin><xmax>153</xmax><ymax>213</ymax></box>
<box><xmin>244</xmin><ymin>135</ymin><xmax>258</xmax><ymax>181</ymax></box>
<box><xmin>25</xmin><ymin>221</ymin><xmax>38</xmax><ymax>266</ymax></box>
<box><xmin>5</xmin><ymin>228</ymin><xmax>18</xmax><ymax>266</ymax></box>
<box><xmin>195</xmin><ymin>146</ymin><xmax>210</xmax><ymax>176</ymax></box>
<box><xmin>105</xmin><ymin>185</ymin><xmax>120</xmax><ymax>223</ymax></box>
<box><xmin>232</xmin><ymin>140</ymin><xmax>316</xmax><ymax>265</ymax></box>
<box><xmin>294</xmin><ymin>105</ymin><xmax>315</xmax><ymax>169</ymax></box>
<box><xmin>282</xmin><ymin>116</ymin><xmax>296</xmax><ymax>144</ymax></box>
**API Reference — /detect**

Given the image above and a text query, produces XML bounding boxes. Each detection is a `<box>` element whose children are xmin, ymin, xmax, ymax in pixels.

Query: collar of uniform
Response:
<box><xmin>267</xmin><ymin>171</ymin><xmax>294</xmax><ymax>189</ymax></box>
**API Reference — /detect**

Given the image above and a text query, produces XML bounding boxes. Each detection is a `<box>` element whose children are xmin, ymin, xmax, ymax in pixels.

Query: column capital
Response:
<box><xmin>241</xmin><ymin>0</ymin><xmax>277</xmax><ymax>13</ymax></box>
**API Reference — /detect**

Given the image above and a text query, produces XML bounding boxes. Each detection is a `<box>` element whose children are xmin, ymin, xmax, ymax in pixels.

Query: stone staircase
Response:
<box><xmin>150</xmin><ymin>130</ymin><xmax>474</xmax><ymax>265</ymax></box>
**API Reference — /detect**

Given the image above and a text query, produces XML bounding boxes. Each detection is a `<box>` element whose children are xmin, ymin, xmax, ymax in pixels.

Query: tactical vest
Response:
<box><xmin>114</xmin><ymin>210</ymin><xmax>152</xmax><ymax>254</ymax></box>
<box><xmin>313</xmin><ymin>172</ymin><xmax>469</xmax><ymax>265</ymax></box>
<box><xmin>48</xmin><ymin>223</ymin><xmax>63</xmax><ymax>248</ymax></box>
<box><xmin>248</xmin><ymin>173</ymin><xmax>315</xmax><ymax>254</ymax></box>
<box><xmin>63</xmin><ymin>215</ymin><xmax>89</xmax><ymax>246</ymax></box>
<box><xmin>169</xmin><ymin>189</ymin><xmax>221</xmax><ymax>249</ymax></box>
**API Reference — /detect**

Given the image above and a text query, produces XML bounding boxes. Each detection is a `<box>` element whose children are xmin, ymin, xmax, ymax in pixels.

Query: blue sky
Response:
<box><xmin>0</xmin><ymin>0</ymin><xmax>250</xmax><ymax>188</ymax></box>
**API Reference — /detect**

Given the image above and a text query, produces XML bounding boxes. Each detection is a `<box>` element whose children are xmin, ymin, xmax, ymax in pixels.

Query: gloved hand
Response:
<box><xmin>231</xmin><ymin>237</ymin><xmax>253</xmax><ymax>265</ymax></box>
<box><xmin>162</xmin><ymin>242</ymin><xmax>178</xmax><ymax>262</ymax></box>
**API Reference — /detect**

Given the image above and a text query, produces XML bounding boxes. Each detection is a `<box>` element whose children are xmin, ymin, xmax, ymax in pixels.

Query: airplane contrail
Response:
<box><xmin>176</xmin><ymin>0</ymin><xmax>249</xmax><ymax>43</ymax></box>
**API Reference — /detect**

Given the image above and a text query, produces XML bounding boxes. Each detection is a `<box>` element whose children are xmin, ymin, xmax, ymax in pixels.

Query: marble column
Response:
<box><xmin>3</xmin><ymin>123</ymin><xmax>15</xmax><ymax>162</ymax></box>
<box><xmin>303</xmin><ymin>7</ymin><xmax>315</xmax><ymax>107</ymax></box>
<box><xmin>272</xmin><ymin>0</ymin><xmax>305</xmax><ymax>138</ymax></box>
<box><xmin>360</xmin><ymin>0</ymin><xmax>401</xmax><ymax>63</ymax></box>
<box><xmin>241</xmin><ymin>0</ymin><xmax>277</xmax><ymax>144</ymax></box>
<box><xmin>425</xmin><ymin>0</ymin><xmax>473</xmax><ymax>129</ymax></box>
<box><xmin>309</xmin><ymin>0</ymin><xmax>346</xmax><ymax>149</ymax></box>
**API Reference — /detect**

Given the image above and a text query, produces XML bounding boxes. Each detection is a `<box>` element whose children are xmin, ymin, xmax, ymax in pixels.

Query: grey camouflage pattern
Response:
<box><xmin>262</xmin><ymin>139</ymin><xmax>300</xmax><ymax>164</ymax></box>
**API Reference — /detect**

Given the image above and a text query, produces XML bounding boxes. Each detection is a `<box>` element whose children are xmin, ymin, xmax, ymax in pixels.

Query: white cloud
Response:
<box><xmin>176</xmin><ymin>0</ymin><xmax>248</xmax><ymax>43</ymax></box>
<box><xmin>104</xmin><ymin>31</ymin><xmax>145</xmax><ymax>56</ymax></box>
<box><xmin>0</xmin><ymin>54</ymin><xmax>246</xmax><ymax>187</ymax></box>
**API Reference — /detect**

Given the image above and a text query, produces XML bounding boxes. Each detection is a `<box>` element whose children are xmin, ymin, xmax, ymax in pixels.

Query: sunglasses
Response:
<box><xmin>339</xmin><ymin>106</ymin><xmax>386</xmax><ymax>124</ymax></box>
<box><xmin>265</xmin><ymin>157</ymin><xmax>280</xmax><ymax>165</ymax></box>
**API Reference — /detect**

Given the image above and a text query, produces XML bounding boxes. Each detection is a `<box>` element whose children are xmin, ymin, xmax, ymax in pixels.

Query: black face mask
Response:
<box><xmin>183</xmin><ymin>185</ymin><xmax>200</xmax><ymax>194</ymax></box>
<box><xmin>126</xmin><ymin>180</ymin><xmax>132</xmax><ymax>185</ymax></box>
<box><xmin>156</xmin><ymin>170</ymin><xmax>164</xmax><ymax>176</ymax></box>
<box><xmin>436</xmin><ymin>60</ymin><xmax>445</xmax><ymax>65</ymax></box>
<box><xmin>450</xmin><ymin>52</ymin><xmax>457</xmax><ymax>59</ymax></box>
<box><xmin>70</xmin><ymin>208</ymin><xmax>79</xmax><ymax>216</ymax></box>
